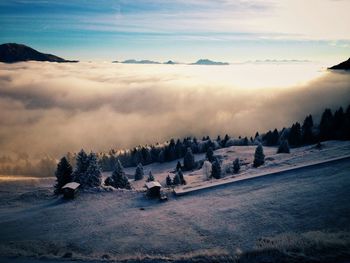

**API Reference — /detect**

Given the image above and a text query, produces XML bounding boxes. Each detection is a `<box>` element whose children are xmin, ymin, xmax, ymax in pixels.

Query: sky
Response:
<box><xmin>0</xmin><ymin>0</ymin><xmax>350</xmax><ymax>62</ymax></box>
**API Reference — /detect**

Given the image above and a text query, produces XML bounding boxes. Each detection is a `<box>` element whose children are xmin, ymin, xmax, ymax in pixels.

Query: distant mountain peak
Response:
<box><xmin>0</xmin><ymin>43</ymin><xmax>77</xmax><ymax>63</ymax></box>
<box><xmin>192</xmin><ymin>59</ymin><xmax>229</xmax><ymax>65</ymax></box>
<box><xmin>329</xmin><ymin>58</ymin><xmax>350</xmax><ymax>70</ymax></box>
<box><xmin>122</xmin><ymin>59</ymin><xmax>160</xmax><ymax>64</ymax></box>
<box><xmin>164</xmin><ymin>60</ymin><xmax>177</xmax><ymax>65</ymax></box>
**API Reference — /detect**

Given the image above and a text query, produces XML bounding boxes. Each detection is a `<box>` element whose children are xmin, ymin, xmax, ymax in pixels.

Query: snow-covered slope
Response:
<box><xmin>0</xmin><ymin>154</ymin><xmax>350</xmax><ymax>261</ymax></box>
<box><xmin>0</xmin><ymin>140</ymin><xmax>350</xmax><ymax>262</ymax></box>
<box><xmin>119</xmin><ymin>140</ymin><xmax>350</xmax><ymax>192</ymax></box>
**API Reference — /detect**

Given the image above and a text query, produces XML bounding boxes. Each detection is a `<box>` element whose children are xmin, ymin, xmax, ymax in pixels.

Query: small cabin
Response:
<box><xmin>62</xmin><ymin>182</ymin><xmax>80</xmax><ymax>199</ymax></box>
<box><xmin>145</xmin><ymin>181</ymin><xmax>162</xmax><ymax>198</ymax></box>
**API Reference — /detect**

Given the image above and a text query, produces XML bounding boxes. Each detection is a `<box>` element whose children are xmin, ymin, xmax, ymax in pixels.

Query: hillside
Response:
<box><xmin>329</xmin><ymin>58</ymin><xmax>350</xmax><ymax>70</ymax></box>
<box><xmin>0</xmin><ymin>142</ymin><xmax>350</xmax><ymax>262</ymax></box>
<box><xmin>0</xmin><ymin>43</ymin><xmax>77</xmax><ymax>63</ymax></box>
<box><xmin>120</xmin><ymin>140</ymin><xmax>350</xmax><ymax>192</ymax></box>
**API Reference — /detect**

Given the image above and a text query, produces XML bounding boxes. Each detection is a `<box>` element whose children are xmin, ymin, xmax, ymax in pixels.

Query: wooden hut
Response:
<box><xmin>62</xmin><ymin>182</ymin><xmax>80</xmax><ymax>199</ymax></box>
<box><xmin>145</xmin><ymin>181</ymin><xmax>162</xmax><ymax>198</ymax></box>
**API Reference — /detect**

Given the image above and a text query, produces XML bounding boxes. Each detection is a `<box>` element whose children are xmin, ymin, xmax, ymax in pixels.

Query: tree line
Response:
<box><xmin>54</xmin><ymin>104</ymin><xmax>350</xmax><ymax>193</ymax></box>
<box><xmin>95</xmin><ymin>104</ymin><xmax>350</xmax><ymax>171</ymax></box>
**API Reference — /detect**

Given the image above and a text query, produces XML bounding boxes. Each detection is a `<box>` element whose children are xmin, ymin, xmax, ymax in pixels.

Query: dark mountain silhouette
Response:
<box><xmin>191</xmin><ymin>59</ymin><xmax>229</xmax><ymax>65</ymax></box>
<box><xmin>0</xmin><ymin>43</ymin><xmax>78</xmax><ymax>63</ymax></box>
<box><xmin>329</xmin><ymin>58</ymin><xmax>350</xmax><ymax>70</ymax></box>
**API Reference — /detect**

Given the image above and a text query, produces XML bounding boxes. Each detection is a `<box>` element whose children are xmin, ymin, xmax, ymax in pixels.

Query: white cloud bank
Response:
<box><xmin>0</xmin><ymin>62</ymin><xmax>349</xmax><ymax>158</ymax></box>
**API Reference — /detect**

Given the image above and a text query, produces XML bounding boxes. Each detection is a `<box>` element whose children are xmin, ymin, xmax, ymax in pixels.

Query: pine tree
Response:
<box><xmin>319</xmin><ymin>108</ymin><xmax>333</xmax><ymax>141</ymax></box>
<box><xmin>216</xmin><ymin>135</ymin><xmax>222</xmax><ymax>146</ymax></box>
<box><xmin>147</xmin><ymin>171</ymin><xmax>155</xmax><ymax>182</ymax></box>
<box><xmin>255</xmin><ymin>132</ymin><xmax>260</xmax><ymax>139</ymax></box>
<box><xmin>150</xmin><ymin>146</ymin><xmax>159</xmax><ymax>163</ymax></box>
<box><xmin>110</xmin><ymin>159</ymin><xmax>130</xmax><ymax>189</ymax></box>
<box><xmin>263</xmin><ymin>131</ymin><xmax>273</xmax><ymax>145</ymax></box>
<box><xmin>177</xmin><ymin>168</ymin><xmax>186</xmax><ymax>185</ymax></box>
<box><xmin>104</xmin><ymin>176</ymin><xmax>114</xmax><ymax>187</ymax></box>
<box><xmin>333</xmin><ymin>107</ymin><xmax>345</xmax><ymax>139</ymax></box>
<box><xmin>233</xmin><ymin>158</ymin><xmax>240</xmax><ymax>174</ymax></box>
<box><xmin>85</xmin><ymin>153</ymin><xmax>102</xmax><ymax>187</ymax></box>
<box><xmin>183</xmin><ymin>147</ymin><xmax>195</xmax><ymax>171</ymax></box>
<box><xmin>165</xmin><ymin>139</ymin><xmax>176</xmax><ymax>161</ymax></box>
<box><xmin>345</xmin><ymin>105</ymin><xmax>350</xmax><ymax>140</ymax></box>
<box><xmin>277</xmin><ymin>140</ymin><xmax>290</xmax><ymax>154</ymax></box>
<box><xmin>288</xmin><ymin>122</ymin><xmax>302</xmax><ymax>146</ymax></box>
<box><xmin>166</xmin><ymin>174</ymin><xmax>172</xmax><ymax>186</ymax></box>
<box><xmin>223</xmin><ymin>134</ymin><xmax>230</xmax><ymax>147</ymax></box>
<box><xmin>175</xmin><ymin>139</ymin><xmax>183</xmax><ymax>159</ymax></box>
<box><xmin>131</xmin><ymin>148</ymin><xmax>142</xmax><ymax>166</ymax></box>
<box><xmin>134</xmin><ymin>163</ymin><xmax>144</xmax><ymax>181</ymax></box>
<box><xmin>176</xmin><ymin>161</ymin><xmax>182</xmax><ymax>171</ymax></box>
<box><xmin>211</xmin><ymin>159</ymin><xmax>221</xmax><ymax>179</ymax></box>
<box><xmin>54</xmin><ymin>157</ymin><xmax>73</xmax><ymax>194</ymax></box>
<box><xmin>253</xmin><ymin>144</ymin><xmax>265</xmax><ymax>167</ymax></box>
<box><xmin>192</xmin><ymin>137</ymin><xmax>199</xmax><ymax>153</ymax></box>
<box><xmin>72</xmin><ymin>149</ymin><xmax>89</xmax><ymax>185</ymax></box>
<box><xmin>243</xmin><ymin>137</ymin><xmax>249</xmax><ymax>146</ymax></box>
<box><xmin>272</xmin><ymin>129</ymin><xmax>279</xmax><ymax>145</ymax></box>
<box><xmin>158</xmin><ymin>150</ymin><xmax>165</xmax><ymax>163</ymax></box>
<box><xmin>302</xmin><ymin>115</ymin><xmax>314</xmax><ymax>144</ymax></box>
<box><xmin>141</xmin><ymin>147</ymin><xmax>152</xmax><ymax>165</ymax></box>
<box><xmin>173</xmin><ymin>172</ymin><xmax>181</xmax><ymax>185</ymax></box>
<box><xmin>206</xmin><ymin>147</ymin><xmax>215</xmax><ymax>162</ymax></box>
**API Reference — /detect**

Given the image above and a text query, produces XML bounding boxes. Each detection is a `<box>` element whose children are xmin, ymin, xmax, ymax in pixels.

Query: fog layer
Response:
<box><xmin>0</xmin><ymin>62</ymin><xmax>349</xmax><ymax>157</ymax></box>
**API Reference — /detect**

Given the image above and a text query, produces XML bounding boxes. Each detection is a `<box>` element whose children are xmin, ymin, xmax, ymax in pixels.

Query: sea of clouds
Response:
<box><xmin>0</xmin><ymin>62</ymin><xmax>349</xmax><ymax>158</ymax></box>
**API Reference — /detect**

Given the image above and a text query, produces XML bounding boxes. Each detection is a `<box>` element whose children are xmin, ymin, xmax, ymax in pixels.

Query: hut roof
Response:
<box><xmin>145</xmin><ymin>181</ymin><xmax>161</xmax><ymax>189</ymax></box>
<box><xmin>62</xmin><ymin>182</ymin><xmax>80</xmax><ymax>190</ymax></box>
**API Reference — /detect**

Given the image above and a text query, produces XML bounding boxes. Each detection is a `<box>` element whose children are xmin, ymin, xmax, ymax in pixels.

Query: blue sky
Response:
<box><xmin>0</xmin><ymin>0</ymin><xmax>349</xmax><ymax>62</ymax></box>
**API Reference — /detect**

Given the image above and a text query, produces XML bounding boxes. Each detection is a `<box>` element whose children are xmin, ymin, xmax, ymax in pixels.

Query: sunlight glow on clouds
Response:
<box><xmin>0</xmin><ymin>62</ymin><xmax>349</xmax><ymax>157</ymax></box>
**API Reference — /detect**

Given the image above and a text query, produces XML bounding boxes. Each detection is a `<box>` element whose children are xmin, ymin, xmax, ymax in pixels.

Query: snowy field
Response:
<box><xmin>0</xmin><ymin>141</ymin><xmax>350</xmax><ymax>262</ymax></box>
<box><xmin>122</xmin><ymin>140</ymin><xmax>350</xmax><ymax>192</ymax></box>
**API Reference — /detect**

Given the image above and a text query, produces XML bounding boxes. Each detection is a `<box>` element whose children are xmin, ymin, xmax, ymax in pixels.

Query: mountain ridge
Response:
<box><xmin>329</xmin><ymin>58</ymin><xmax>350</xmax><ymax>70</ymax></box>
<box><xmin>191</xmin><ymin>59</ymin><xmax>229</xmax><ymax>65</ymax></box>
<box><xmin>122</xmin><ymin>59</ymin><xmax>160</xmax><ymax>64</ymax></box>
<box><xmin>0</xmin><ymin>43</ymin><xmax>78</xmax><ymax>63</ymax></box>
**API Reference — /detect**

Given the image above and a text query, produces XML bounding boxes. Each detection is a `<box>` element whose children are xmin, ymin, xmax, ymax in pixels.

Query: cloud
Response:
<box><xmin>2</xmin><ymin>0</ymin><xmax>349</xmax><ymax>41</ymax></box>
<box><xmin>0</xmin><ymin>61</ymin><xmax>349</xmax><ymax>158</ymax></box>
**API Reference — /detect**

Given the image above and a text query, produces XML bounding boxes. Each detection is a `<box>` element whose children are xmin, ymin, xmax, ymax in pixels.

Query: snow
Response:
<box><xmin>62</xmin><ymin>182</ymin><xmax>80</xmax><ymax>190</ymax></box>
<box><xmin>0</xmin><ymin>140</ymin><xmax>349</xmax><ymax>261</ymax></box>
<box><xmin>145</xmin><ymin>181</ymin><xmax>161</xmax><ymax>189</ymax></box>
<box><xmin>175</xmin><ymin>154</ymin><xmax>350</xmax><ymax>195</ymax></box>
<box><xmin>118</xmin><ymin>140</ymin><xmax>350</xmax><ymax>193</ymax></box>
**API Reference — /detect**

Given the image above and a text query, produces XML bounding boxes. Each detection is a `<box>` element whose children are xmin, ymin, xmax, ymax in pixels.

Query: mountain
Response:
<box><xmin>122</xmin><ymin>59</ymin><xmax>160</xmax><ymax>64</ymax></box>
<box><xmin>164</xmin><ymin>60</ymin><xmax>177</xmax><ymax>65</ymax></box>
<box><xmin>191</xmin><ymin>59</ymin><xmax>229</xmax><ymax>65</ymax></box>
<box><xmin>0</xmin><ymin>43</ymin><xmax>77</xmax><ymax>63</ymax></box>
<box><xmin>329</xmin><ymin>58</ymin><xmax>350</xmax><ymax>70</ymax></box>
